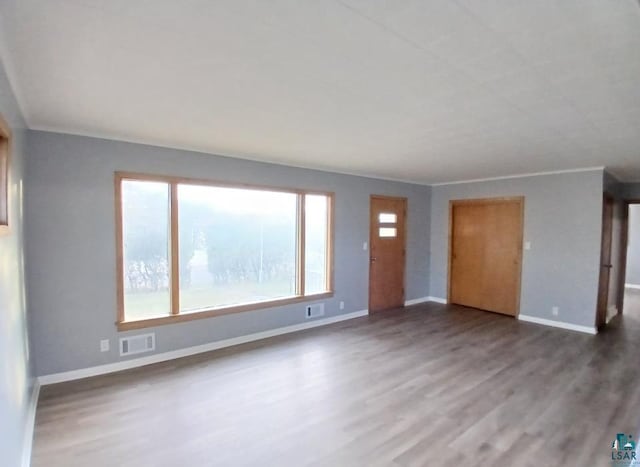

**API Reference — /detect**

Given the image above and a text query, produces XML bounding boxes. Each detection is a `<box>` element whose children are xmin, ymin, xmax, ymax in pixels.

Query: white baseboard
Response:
<box><xmin>426</xmin><ymin>296</ymin><xmax>447</xmax><ymax>304</ymax></box>
<box><xmin>518</xmin><ymin>314</ymin><xmax>597</xmax><ymax>335</ymax></box>
<box><xmin>38</xmin><ymin>309</ymin><xmax>369</xmax><ymax>385</ymax></box>
<box><xmin>22</xmin><ymin>380</ymin><xmax>40</xmax><ymax>467</ymax></box>
<box><xmin>404</xmin><ymin>296</ymin><xmax>447</xmax><ymax>306</ymax></box>
<box><xmin>625</xmin><ymin>283</ymin><xmax>640</xmax><ymax>290</ymax></box>
<box><xmin>404</xmin><ymin>296</ymin><xmax>430</xmax><ymax>306</ymax></box>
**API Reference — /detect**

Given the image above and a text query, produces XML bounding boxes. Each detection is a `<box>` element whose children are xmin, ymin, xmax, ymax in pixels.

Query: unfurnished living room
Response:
<box><xmin>1</xmin><ymin>1</ymin><xmax>640</xmax><ymax>466</ymax></box>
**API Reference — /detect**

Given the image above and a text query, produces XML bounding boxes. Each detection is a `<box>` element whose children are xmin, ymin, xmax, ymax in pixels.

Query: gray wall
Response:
<box><xmin>0</xmin><ymin>60</ymin><xmax>33</xmax><ymax>466</ymax></box>
<box><xmin>622</xmin><ymin>183</ymin><xmax>640</xmax><ymax>200</ymax></box>
<box><xmin>627</xmin><ymin>205</ymin><xmax>640</xmax><ymax>286</ymax></box>
<box><xmin>429</xmin><ymin>170</ymin><xmax>603</xmax><ymax>328</ymax></box>
<box><xmin>25</xmin><ymin>131</ymin><xmax>431</xmax><ymax>376</ymax></box>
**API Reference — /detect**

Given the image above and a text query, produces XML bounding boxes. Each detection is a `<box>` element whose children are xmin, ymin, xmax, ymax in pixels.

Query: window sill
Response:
<box><xmin>116</xmin><ymin>291</ymin><xmax>334</xmax><ymax>331</ymax></box>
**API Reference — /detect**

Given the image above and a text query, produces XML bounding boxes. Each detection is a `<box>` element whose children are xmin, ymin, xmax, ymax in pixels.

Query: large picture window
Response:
<box><xmin>115</xmin><ymin>172</ymin><xmax>333</xmax><ymax>330</ymax></box>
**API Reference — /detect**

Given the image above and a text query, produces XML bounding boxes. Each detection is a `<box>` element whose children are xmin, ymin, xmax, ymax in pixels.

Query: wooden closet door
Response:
<box><xmin>449</xmin><ymin>198</ymin><xmax>524</xmax><ymax>316</ymax></box>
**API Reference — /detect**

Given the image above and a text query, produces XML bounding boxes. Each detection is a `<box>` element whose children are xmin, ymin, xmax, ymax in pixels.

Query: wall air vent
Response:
<box><xmin>306</xmin><ymin>303</ymin><xmax>325</xmax><ymax>319</ymax></box>
<box><xmin>120</xmin><ymin>333</ymin><xmax>155</xmax><ymax>356</ymax></box>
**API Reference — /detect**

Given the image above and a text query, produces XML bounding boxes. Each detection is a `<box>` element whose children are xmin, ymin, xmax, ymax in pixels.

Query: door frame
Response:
<box><xmin>616</xmin><ymin>198</ymin><xmax>640</xmax><ymax>315</ymax></box>
<box><xmin>596</xmin><ymin>192</ymin><xmax>615</xmax><ymax>328</ymax></box>
<box><xmin>368</xmin><ymin>194</ymin><xmax>407</xmax><ymax>312</ymax></box>
<box><xmin>447</xmin><ymin>196</ymin><xmax>525</xmax><ymax>315</ymax></box>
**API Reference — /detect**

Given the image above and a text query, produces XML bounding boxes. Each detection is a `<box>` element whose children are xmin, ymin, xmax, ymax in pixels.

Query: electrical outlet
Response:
<box><xmin>363</xmin><ymin>241</ymin><xmax>368</xmax><ymax>251</ymax></box>
<box><xmin>339</xmin><ymin>301</ymin><xmax>344</xmax><ymax>310</ymax></box>
<box><xmin>524</xmin><ymin>241</ymin><xmax>531</xmax><ymax>250</ymax></box>
<box><xmin>552</xmin><ymin>306</ymin><xmax>559</xmax><ymax>316</ymax></box>
<box><xmin>100</xmin><ymin>339</ymin><xmax>110</xmax><ymax>352</ymax></box>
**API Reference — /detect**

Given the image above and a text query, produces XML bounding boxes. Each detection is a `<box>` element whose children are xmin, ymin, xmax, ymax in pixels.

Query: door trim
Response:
<box><xmin>447</xmin><ymin>196</ymin><xmax>525</xmax><ymax>316</ymax></box>
<box><xmin>368</xmin><ymin>195</ymin><xmax>407</xmax><ymax>312</ymax></box>
<box><xmin>596</xmin><ymin>192</ymin><xmax>615</xmax><ymax>328</ymax></box>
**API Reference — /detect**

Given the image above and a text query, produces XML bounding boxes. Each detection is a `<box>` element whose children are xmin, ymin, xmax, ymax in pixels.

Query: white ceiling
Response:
<box><xmin>1</xmin><ymin>0</ymin><xmax>639</xmax><ymax>184</ymax></box>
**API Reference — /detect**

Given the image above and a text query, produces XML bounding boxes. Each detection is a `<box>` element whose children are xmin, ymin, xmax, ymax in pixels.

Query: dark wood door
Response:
<box><xmin>449</xmin><ymin>197</ymin><xmax>524</xmax><ymax>316</ymax></box>
<box><xmin>597</xmin><ymin>193</ymin><xmax>614</xmax><ymax>327</ymax></box>
<box><xmin>369</xmin><ymin>196</ymin><xmax>407</xmax><ymax>312</ymax></box>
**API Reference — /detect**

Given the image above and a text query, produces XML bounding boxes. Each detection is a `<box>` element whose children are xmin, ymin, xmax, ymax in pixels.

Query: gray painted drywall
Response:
<box><xmin>0</xmin><ymin>59</ymin><xmax>33</xmax><ymax>466</ymax></box>
<box><xmin>622</xmin><ymin>183</ymin><xmax>640</xmax><ymax>200</ymax></box>
<box><xmin>25</xmin><ymin>130</ymin><xmax>431</xmax><ymax>376</ymax></box>
<box><xmin>429</xmin><ymin>170</ymin><xmax>603</xmax><ymax>328</ymax></box>
<box><xmin>627</xmin><ymin>205</ymin><xmax>640</xmax><ymax>286</ymax></box>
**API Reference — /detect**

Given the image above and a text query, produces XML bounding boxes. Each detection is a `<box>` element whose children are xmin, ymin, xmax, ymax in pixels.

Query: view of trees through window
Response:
<box><xmin>119</xmin><ymin>175</ymin><xmax>332</xmax><ymax>323</ymax></box>
<box><xmin>178</xmin><ymin>185</ymin><xmax>297</xmax><ymax>312</ymax></box>
<box><xmin>122</xmin><ymin>180</ymin><xmax>171</xmax><ymax>321</ymax></box>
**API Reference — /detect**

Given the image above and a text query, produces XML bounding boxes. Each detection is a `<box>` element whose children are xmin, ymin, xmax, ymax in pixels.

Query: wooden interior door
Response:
<box><xmin>597</xmin><ymin>193</ymin><xmax>614</xmax><ymax>327</ymax></box>
<box><xmin>369</xmin><ymin>196</ymin><xmax>406</xmax><ymax>312</ymax></box>
<box><xmin>449</xmin><ymin>197</ymin><xmax>524</xmax><ymax>316</ymax></box>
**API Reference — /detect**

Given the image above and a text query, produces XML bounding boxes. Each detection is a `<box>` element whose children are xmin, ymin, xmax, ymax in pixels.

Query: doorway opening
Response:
<box><xmin>619</xmin><ymin>201</ymin><xmax>640</xmax><ymax>321</ymax></box>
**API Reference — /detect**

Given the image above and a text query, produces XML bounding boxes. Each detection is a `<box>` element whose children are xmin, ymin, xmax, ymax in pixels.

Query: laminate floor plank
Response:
<box><xmin>33</xmin><ymin>295</ymin><xmax>640</xmax><ymax>466</ymax></box>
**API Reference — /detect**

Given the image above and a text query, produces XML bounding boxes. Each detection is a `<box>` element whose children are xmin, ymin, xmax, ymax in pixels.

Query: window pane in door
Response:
<box><xmin>379</xmin><ymin>227</ymin><xmax>397</xmax><ymax>238</ymax></box>
<box><xmin>379</xmin><ymin>213</ymin><xmax>397</xmax><ymax>223</ymax></box>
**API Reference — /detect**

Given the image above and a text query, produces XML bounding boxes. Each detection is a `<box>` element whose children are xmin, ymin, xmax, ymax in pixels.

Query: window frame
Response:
<box><xmin>0</xmin><ymin>113</ymin><xmax>11</xmax><ymax>235</ymax></box>
<box><xmin>115</xmin><ymin>171</ymin><xmax>334</xmax><ymax>331</ymax></box>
